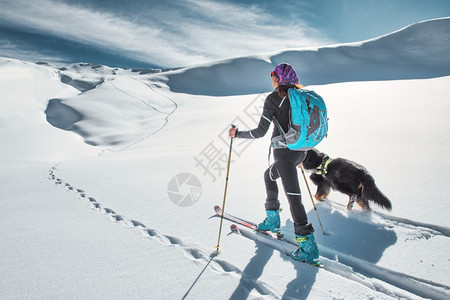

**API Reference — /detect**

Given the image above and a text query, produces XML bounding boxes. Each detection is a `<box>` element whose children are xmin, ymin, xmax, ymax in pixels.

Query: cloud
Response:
<box><xmin>0</xmin><ymin>38</ymin><xmax>64</xmax><ymax>64</ymax></box>
<box><xmin>0</xmin><ymin>0</ymin><xmax>332</xmax><ymax>67</ymax></box>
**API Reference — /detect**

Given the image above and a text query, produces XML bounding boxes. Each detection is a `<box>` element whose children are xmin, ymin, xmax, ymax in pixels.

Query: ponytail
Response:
<box><xmin>278</xmin><ymin>83</ymin><xmax>304</xmax><ymax>99</ymax></box>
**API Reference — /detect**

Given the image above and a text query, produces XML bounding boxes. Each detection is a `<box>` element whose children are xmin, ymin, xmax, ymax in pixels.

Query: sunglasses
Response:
<box><xmin>270</xmin><ymin>71</ymin><xmax>277</xmax><ymax>78</ymax></box>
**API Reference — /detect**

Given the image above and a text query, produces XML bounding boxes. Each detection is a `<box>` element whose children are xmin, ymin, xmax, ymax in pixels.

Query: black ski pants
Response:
<box><xmin>264</xmin><ymin>148</ymin><xmax>314</xmax><ymax>236</ymax></box>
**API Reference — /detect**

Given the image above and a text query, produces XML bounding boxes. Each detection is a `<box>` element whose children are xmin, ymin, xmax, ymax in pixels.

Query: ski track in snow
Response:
<box><xmin>320</xmin><ymin>243</ymin><xmax>450</xmax><ymax>299</ymax></box>
<box><xmin>100</xmin><ymin>77</ymin><xmax>178</xmax><ymax>154</ymax></box>
<box><xmin>234</xmin><ymin>223</ymin><xmax>450</xmax><ymax>300</ymax></box>
<box><xmin>213</xmin><ymin>198</ymin><xmax>450</xmax><ymax>299</ymax></box>
<box><xmin>317</xmin><ymin>201</ymin><xmax>450</xmax><ymax>300</ymax></box>
<box><xmin>47</xmin><ymin>166</ymin><xmax>283</xmax><ymax>299</ymax></box>
<box><xmin>327</xmin><ymin>199</ymin><xmax>450</xmax><ymax>238</ymax></box>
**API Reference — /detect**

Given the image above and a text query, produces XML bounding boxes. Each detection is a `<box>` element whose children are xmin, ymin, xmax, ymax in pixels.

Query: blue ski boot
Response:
<box><xmin>290</xmin><ymin>233</ymin><xmax>320</xmax><ymax>265</ymax></box>
<box><xmin>258</xmin><ymin>210</ymin><xmax>281</xmax><ymax>234</ymax></box>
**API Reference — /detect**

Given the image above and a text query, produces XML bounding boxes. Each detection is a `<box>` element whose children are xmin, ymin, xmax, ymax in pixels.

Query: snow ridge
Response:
<box><xmin>44</xmin><ymin>63</ymin><xmax>179</xmax><ymax>148</ymax></box>
<box><xmin>165</xmin><ymin>17</ymin><xmax>450</xmax><ymax>96</ymax></box>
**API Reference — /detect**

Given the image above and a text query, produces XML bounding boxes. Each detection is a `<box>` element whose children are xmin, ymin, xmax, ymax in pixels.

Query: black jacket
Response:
<box><xmin>236</xmin><ymin>90</ymin><xmax>290</xmax><ymax>140</ymax></box>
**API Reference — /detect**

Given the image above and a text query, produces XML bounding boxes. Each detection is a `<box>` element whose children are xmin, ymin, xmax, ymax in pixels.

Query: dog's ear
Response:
<box><xmin>303</xmin><ymin>149</ymin><xmax>320</xmax><ymax>169</ymax></box>
<box><xmin>312</xmin><ymin>148</ymin><xmax>321</xmax><ymax>157</ymax></box>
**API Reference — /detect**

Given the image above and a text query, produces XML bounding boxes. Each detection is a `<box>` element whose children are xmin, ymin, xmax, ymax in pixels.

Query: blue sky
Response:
<box><xmin>0</xmin><ymin>0</ymin><xmax>449</xmax><ymax>68</ymax></box>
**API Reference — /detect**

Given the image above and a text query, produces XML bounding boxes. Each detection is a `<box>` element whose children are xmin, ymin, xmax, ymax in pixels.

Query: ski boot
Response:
<box><xmin>258</xmin><ymin>210</ymin><xmax>281</xmax><ymax>235</ymax></box>
<box><xmin>290</xmin><ymin>233</ymin><xmax>320</xmax><ymax>265</ymax></box>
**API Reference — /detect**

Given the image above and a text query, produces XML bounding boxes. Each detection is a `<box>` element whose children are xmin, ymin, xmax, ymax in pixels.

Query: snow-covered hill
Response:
<box><xmin>166</xmin><ymin>17</ymin><xmax>450</xmax><ymax>96</ymax></box>
<box><xmin>1</xmin><ymin>18</ymin><xmax>449</xmax><ymax>299</ymax></box>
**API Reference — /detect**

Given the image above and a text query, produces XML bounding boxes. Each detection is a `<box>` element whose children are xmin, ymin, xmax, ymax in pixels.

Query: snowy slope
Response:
<box><xmin>165</xmin><ymin>17</ymin><xmax>450</xmax><ymax>96</ymax></box>
<box><xmin>1</xmin><ymin>18</ymin><xmax>450</xmax><ymax>299</ymax></box>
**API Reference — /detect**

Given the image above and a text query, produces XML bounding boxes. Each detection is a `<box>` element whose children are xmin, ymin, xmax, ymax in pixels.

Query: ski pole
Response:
<box><xmin>215</xmin><ymin>125</ymin><xmax>235</xmax><ymax>252</ymax></box>
<box><xmin>300</xmin><ymin>164</ymin><xmax>326</xmax><ymax>235</ymax></box>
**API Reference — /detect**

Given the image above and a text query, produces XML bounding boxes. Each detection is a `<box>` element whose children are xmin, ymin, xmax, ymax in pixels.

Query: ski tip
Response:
<box><xmin>214</xmin><ymin>205</ymin><xmax>221</xmax><ymax>214</ymax></box>
<box><xmin>289</xmin><ymin>253</ymin><xmax>324</xmax><ymax>268</ymax></box>
<box><xmin>310</xmin><ymin>261</ymin><xmax>325</xmax><ymax>268</ymax></box>
<box><xmin>230</xmin><ymin>224</ymin><xmax>240</xmax><ymax>233</ymax></box>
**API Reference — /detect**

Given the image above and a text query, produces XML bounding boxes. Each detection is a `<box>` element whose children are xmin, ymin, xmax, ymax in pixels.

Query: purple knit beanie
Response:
<box><xmin>273</xmin><ymin>63</ymin><xmax>298</xmax><ymax>85</ymax></box>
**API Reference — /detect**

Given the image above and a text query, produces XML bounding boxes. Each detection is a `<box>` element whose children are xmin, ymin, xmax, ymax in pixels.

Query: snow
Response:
<box><xmin>1</xmin><ymin>18</ymin><xmax>449</xmax><ymax>299</ymax></box>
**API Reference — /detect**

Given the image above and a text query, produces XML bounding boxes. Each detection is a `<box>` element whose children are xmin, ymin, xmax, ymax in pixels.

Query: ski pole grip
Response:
<box><xmin>230</xmin><ymin>124</ymin><xmax>237</xmax><ymax>139</ymax></box>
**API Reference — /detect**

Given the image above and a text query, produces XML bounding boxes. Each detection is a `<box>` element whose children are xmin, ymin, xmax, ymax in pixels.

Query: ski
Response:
<box><xmin>230</xmin><ymin>224</ymin><xmax>324</xmax><ymax>268</ymax></box>
<box><xmin>214</xmin><ymin>205</ymin><xmax>323</xmax><ymax>268</ymax></box>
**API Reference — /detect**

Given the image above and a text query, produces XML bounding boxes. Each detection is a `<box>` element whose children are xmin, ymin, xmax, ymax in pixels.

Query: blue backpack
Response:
<box><xmin>272</xmin><ymin>88</ymin><xmax>328</xmax><ymax>150</ymax></box>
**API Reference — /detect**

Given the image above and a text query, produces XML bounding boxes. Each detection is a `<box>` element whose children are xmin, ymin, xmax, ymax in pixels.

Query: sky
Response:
<box><xmin>0</xmin><ymin>0</ymin><xmax>449</xmax><ymax>69</ymax></box>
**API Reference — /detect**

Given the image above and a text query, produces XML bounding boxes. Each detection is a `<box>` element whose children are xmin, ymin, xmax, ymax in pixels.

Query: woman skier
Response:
<box><xmin>228</xmin><ymin>63</ymin><xmax>319</xmax><ymax>265</ymax></box>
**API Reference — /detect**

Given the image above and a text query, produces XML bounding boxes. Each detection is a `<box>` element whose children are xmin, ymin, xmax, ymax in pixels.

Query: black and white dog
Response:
<box><xmin>301</xmin><ymin>149</ymin><xmax>392</xmax><ymax>211</ymax></box>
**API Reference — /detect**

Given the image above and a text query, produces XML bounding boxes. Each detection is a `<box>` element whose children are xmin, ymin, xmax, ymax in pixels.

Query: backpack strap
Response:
<box><xmin>274</xmin><ymin>117</ymin><xmax>286</xmax><ymax>139</ymax></box>
<box><xmin>271</xmin><ymin>118</ymin><xmax>289</xmax><ymax>150</ymax></box>
<box><xmin>274</xmin><ymin>95</ymin><xmax>289</xmax><ymax>138</ymax></box>
<box><xmin>267</xmin><ymin>143</ymin><xmax>272</xmax><ymax>166</ymax></box>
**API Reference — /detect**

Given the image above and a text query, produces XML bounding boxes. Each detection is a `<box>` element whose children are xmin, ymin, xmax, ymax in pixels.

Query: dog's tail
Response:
<box><xmin>361</xmin><ymin>177</ymin><xmax>392</xmax><ymax>211</ymax></box>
